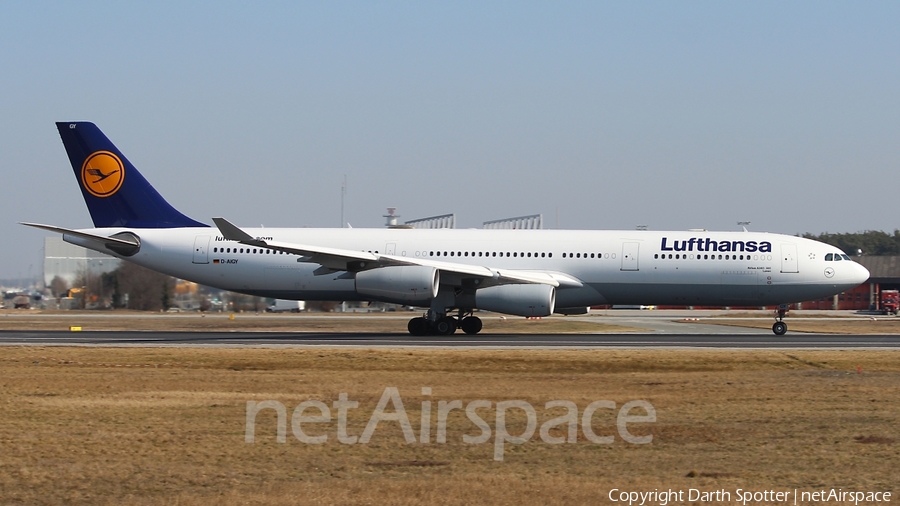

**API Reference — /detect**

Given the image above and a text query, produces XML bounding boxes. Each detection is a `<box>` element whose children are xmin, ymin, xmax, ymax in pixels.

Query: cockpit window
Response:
<box><xmin>834</xmin><ymin>254</ymin><xmax>842</xmax><ymax>261</ymax></box>
<box><xmin>825</xmin><ymin>253</ymin><xmax>833</xmax><ymax>261</ymax></box>
<box><xmin>841</xmin><ymin>254</ymin><xmax>851</xmax><ymax>261</ymax></box>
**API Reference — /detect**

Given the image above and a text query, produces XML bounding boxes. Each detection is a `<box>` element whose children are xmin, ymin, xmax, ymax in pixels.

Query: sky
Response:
<box><xmin>1</xmin><ymin>1</ymin><xmax>899</xmax><ymax>280</ymax></box>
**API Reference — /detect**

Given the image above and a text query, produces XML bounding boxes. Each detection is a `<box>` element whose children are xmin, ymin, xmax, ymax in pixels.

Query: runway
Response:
<box><xmin>2</xmin><ymin>330</ymin><xmax>900</xmax><ymax>348</ymax></box>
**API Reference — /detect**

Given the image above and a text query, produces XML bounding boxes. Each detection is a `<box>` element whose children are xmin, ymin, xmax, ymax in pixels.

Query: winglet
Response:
<box><xmin>212</xmin><ymin>217</ymin><xmax>266</xmax><ymax>246</ymax></box>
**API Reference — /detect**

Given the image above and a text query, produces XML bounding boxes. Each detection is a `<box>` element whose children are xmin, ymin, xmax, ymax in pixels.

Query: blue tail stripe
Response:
<box><xmin>56</xmin><ymin>122</ymin><xmax>207</xmax><ymax>229</ymax></box>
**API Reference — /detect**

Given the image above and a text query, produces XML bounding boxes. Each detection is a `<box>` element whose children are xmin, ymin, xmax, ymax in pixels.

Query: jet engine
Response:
<box><xmin>356</xmin><ymin>266</ymin><xmax>440</xmax><ymax>303</ymax></box>
<box><xmin>475</xmin><ymin>283</ymin><xmax>556</xmax><ymax>317</ymax></box>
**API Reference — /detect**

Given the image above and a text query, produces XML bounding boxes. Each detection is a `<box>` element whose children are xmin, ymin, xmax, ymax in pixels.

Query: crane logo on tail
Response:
<box><xmin>81</xmin><ymin>151</ymin><xmax>124</xmax><ymax>197</ymax></box>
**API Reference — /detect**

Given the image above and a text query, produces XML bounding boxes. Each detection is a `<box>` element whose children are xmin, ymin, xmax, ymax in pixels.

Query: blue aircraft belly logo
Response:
<box><xmin>660</xmin><ymin>237</ymin><xmax>772</xmax><ymax>253</ymax></box>
<box><xmin>81</xmin><ymin>151</ymin><xmax>125</xmax><ymax>198</ymax></box>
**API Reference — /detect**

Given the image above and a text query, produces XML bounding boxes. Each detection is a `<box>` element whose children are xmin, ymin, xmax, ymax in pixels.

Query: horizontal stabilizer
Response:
<box><xmin>20</xmin><ymin>222</ymin><xmax>141</xmax><ymax>257</ymax></box>
<box><xmin>20</xmin><ymin>222</ymin><xmax>139</xmax><ymax>247</ymax></box>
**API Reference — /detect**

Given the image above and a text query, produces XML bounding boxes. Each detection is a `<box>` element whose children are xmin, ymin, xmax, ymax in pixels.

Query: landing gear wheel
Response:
<box><xmin>772</xmin><ymin>321</ymin><xmax>787</xmax><ymax>336</ymax></box>
<box><xmin>433</xmin><ymin>316</ymin><xmax>458</xmax><ymax>335</ymax></box>
<box><xmin>460</xmin><ymin>316</ymin><xmax>483</xmax><ymax>335</ymax></box>
<box><xmin>408</xmin><ymin>317</ymin><xmax>429</xmax><ymax>336</ymax></box>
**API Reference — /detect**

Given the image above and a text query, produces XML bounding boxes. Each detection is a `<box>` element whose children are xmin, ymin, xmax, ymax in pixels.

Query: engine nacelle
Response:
<box><xmin>475</xmin><ymin>284</ymin><xmax>556</xmax><ymax>317</ymax></box>
<box><xmin>356</xmin><ymin>266</ymin><xmax>439</xmax><ymax>303</ymax></box>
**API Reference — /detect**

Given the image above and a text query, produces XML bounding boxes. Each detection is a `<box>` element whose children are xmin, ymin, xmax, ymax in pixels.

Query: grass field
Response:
<box><xmin>1</xmin><ymin>347</ymin><xmax>897</xmax><ymax>505</ymax></box>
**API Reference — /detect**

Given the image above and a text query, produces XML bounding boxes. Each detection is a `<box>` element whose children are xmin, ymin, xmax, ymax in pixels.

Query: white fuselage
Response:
<box><xmin>65</xmin><ymin>227</ymin><xmax>870</xmax><ymax>309</ymax></box>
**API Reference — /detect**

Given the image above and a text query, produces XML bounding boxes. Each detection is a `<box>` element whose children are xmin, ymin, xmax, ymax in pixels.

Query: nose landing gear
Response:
<box><xmin>772</xmin><ymin>305</ymin><xmax>789</xmax><ymax>336</ymax></box>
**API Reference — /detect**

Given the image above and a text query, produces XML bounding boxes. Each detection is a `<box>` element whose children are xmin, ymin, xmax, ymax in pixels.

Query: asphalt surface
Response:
<box><xmin>1</xmin><ymin>330</ymin><xmax>899</xmax><ymax>348</ymax></box>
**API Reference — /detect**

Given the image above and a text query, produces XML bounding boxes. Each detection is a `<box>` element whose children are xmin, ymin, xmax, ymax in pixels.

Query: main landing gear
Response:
<box><xmin>772</xmin><ymin>305</ymin><xmax>789</xmax><ymax>336</ymax></box>
<box><xmin>407</xmin><ymin>309</ymin><xmax>482</xmax><ymax>336</ymax></box>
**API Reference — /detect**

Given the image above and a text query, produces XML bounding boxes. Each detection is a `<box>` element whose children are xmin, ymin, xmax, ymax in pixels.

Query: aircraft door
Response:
<box><xmin>385</xmin><ymin>243</ymin><xmax>396</xmax><ymax>256</ymax></box>
<box><xmin>621</xmin><ymin>242</ymin><xmax>639</xmax><ymax>271</ymax></box>
<box><xmin>780</xmin><ymin>244</ymin><xmax>799</xmax><ymax>273</ymax></box>
<box><xmin>192</xmin><ymin>236</ymin><xmax>210</xmax><ymax>264</ymax></box>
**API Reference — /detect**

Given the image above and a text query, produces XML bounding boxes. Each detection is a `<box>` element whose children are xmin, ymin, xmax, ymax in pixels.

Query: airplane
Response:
<box><xmin>23</xmin><ymin>122</ymin><xmax>870</xmax><ymax>336</ymax></box>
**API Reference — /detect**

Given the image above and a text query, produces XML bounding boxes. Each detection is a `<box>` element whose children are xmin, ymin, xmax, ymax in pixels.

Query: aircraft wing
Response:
<box><xmin>212</xmin><ymin>218</ymin><xmax>582</xmax><ymax>288</ymax></box>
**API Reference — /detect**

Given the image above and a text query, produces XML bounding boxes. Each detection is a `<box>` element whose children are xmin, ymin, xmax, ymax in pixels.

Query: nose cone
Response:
<box><xmin>851</xmin><ymin>261</ymin><xmax>871</xmax><ymax>285</ymax></box>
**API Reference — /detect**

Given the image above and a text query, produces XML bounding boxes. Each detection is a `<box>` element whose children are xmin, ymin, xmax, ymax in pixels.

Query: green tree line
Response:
<box><xmin>55</xmin><ymin>262</ymin><xmax>263</xmax><ymax>311</ymax></box>
<box><xmin>801</xmin><ymin>230</ymin><xmax>900</xmax><ymax>256</ymax></box>
<box><xmin>59</xmin><ymin>262</ymin><xmax>176</xmax><ymax>310</ymax></box>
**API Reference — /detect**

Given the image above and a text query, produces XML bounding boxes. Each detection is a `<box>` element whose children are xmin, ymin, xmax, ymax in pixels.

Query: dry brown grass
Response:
<box><xmin>1</xmin><ymin>347</ymin><xmax>898</xmax><ymax>505</ymax></box>
<box><xmin>0</xmin><ymin>311</ymin><xmax>640</xmax><ymax>334</ymax></box>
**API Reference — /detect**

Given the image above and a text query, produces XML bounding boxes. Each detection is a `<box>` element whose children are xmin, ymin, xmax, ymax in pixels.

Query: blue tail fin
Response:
<box><xmin>56</xmin><ymin>122</ymin><xmax>207</xmax><ymax>228</ymax></box>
